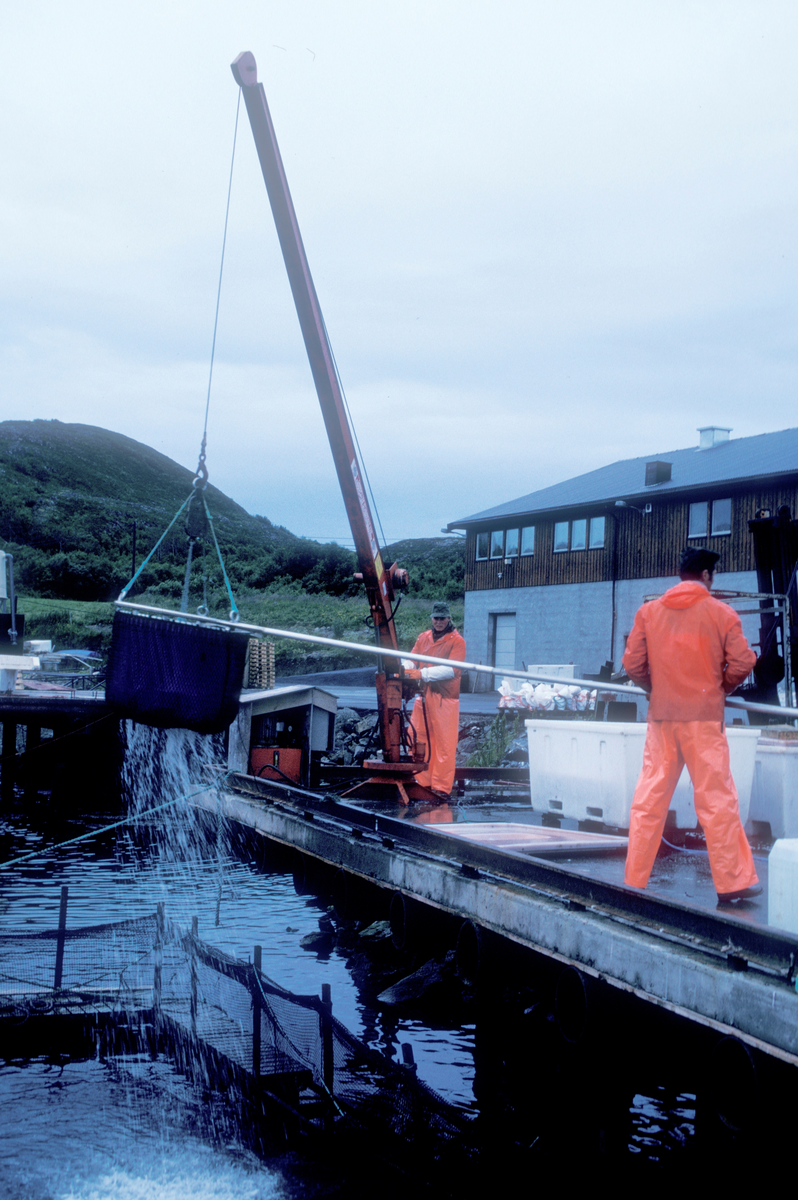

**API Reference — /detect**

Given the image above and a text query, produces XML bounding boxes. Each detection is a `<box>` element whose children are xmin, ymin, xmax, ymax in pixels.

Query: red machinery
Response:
<box><xmin>231</xmin><ymin>51</ymin><xmax>427</xmax><ymax>800</ymax></box>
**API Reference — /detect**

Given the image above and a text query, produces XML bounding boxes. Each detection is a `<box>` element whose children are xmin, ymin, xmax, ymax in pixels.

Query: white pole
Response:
<box><xmin>114</xmin><ymin>600</ymin><xmax>798</xmax><ymax>721</ymax></box>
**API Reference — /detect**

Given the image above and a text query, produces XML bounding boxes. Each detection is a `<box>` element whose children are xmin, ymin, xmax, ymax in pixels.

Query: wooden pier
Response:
<box><xmin>193</xmin><ymin>777</ymin><xmax>796</xmax><ymax>1089</ymax></box>
<box><xmin>0</xmin><ymin>693</ymin><xmax>120</xmax><ymax>799</ymax></box>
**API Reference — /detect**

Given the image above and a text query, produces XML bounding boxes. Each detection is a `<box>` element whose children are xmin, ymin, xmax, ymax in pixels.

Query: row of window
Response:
<box><xmin>688</xmin><ymin>498</ymin><xmax>731</xmax><ymax>538</ymax></box>
<box><xmin>474</xmin><ymin>517</ymin><xmax>609</xmax><ymax>560</ymax></box>
<box><xmin>474</xmin><ymin>499</ymin><xmax>733</xmax><ymax>563</ymax></box>
<box><xmin>554</xmin><ymin>516</ymin><xmax>605</xmax><ymax>552</ymax></box>
<box><xmin>475</xmin><ymin>526</ymin><xmax>535</xmax><ymax>561</ymax></box>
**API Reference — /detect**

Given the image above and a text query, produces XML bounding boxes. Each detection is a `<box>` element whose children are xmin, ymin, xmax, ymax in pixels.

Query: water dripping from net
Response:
<box><xmin>122</xmin><ymin>723</ymin><xmax>233</xmax><ymax>928</ymax></box>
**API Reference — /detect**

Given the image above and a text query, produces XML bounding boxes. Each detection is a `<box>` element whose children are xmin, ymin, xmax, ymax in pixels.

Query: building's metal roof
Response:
<box><xmin>448</xmin><ymin>426</ymin><xmax>798</xmax><ymax>528</ymax></box>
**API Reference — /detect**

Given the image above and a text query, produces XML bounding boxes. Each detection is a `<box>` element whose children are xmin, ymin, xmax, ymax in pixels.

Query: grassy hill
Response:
<box><xmin>381</xmin><ymin>537</ymin><xmax>465</xmax><ymax>603</ymax></box>
<box><xmin>1</xmin><ymin>420</ymin><xmax>465</xmax><ymax>667</ymax></box>
<box><xmin>0</xmin><ymin>419</ymin><xmax>357</xmax><ymax>604</ymax></box>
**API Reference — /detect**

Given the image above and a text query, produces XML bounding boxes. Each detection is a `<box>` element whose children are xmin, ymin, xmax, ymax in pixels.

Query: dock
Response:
<box><xmin>0</xmin><ymin>692</ymin><xmax>120</xmax><ymax>798</ymax></box>
<box><xmin>191</xmin><ymin>770</ymin><xmax>798</xmax><ymax>1140</ymax></box>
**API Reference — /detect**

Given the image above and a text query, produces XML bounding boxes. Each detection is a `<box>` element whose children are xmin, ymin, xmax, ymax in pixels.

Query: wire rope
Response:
<box><xmin>0</xmin><ymin>778</ymin><xmax>236</xmax><ymax>872</ymax></box>
<box><xmin>200</xmin><ymin>88</ymin><xmax>241</xmax><ymax>452</ymax></box>
<box><xmin>319</xmin><ymin>308</ymin><xmax>389</xmax><ymax>553</ymax></box>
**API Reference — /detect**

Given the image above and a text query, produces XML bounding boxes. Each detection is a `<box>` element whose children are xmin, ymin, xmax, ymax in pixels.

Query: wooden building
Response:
<box><xmin>446</xmin><ymin>426</ymin><xmax>798</xmax><ymax>679</ymax></box>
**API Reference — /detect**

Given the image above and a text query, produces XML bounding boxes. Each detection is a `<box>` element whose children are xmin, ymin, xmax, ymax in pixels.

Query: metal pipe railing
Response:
<box><xmin>114</xmin><ymin>600</ymin><xmax>798</xmax><ymax>721</ymax></box>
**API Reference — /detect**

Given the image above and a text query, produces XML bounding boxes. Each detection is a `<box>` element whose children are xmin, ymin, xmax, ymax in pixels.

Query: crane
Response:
<box><xmin>231</xmin><ymin>51</ymin><xmax>428</xmax><ymax>800</ymax></box>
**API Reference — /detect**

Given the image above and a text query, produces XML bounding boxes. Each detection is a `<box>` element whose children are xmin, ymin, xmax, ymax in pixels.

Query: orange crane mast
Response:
<box><xmin>231</xmin><ymin>51</ymin><xmax>423</xmax><ymax>790</ymax></box>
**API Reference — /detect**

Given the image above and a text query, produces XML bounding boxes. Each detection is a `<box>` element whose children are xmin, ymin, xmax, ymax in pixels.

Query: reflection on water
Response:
<box><xmin>0</xmin><ymin>724</ymin><xmax>710</xmax><ymax>1188</ymax></box>
<box><xmin>629</xmin><ymin>1089</ymin><xmax>697</xmax><ymax>1161</ymax></box>
<box><xmin>0</xmin><ymin>725</ymin><xmax>481</xmax><ymax>1196</ymax></box>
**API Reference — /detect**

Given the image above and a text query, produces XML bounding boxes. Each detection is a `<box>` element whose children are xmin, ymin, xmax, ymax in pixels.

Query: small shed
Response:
<box><xmin>227</xmin><ymin>686</ymin><xmax>338</xmax><ymax>788</ymax></box>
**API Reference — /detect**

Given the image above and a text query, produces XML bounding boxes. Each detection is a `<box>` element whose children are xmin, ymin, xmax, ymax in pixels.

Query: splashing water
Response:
<box><xmin>60</xmin><ymin>1170</ymin><xmax>279</xmax><ymax>1200</ymax></box>
<box><xmin>122</xmin><ymin>723</ymin><xmax>231</xmax><ymax>926</ymax></box>
<box><xmin>0</xmin><ymin>1057</ymin><xmax>287</xmax><ymax>1200</ymax></box>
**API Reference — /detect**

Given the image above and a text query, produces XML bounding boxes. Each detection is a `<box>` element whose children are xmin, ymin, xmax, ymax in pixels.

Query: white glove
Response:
<box><xmin>420</xmin><ymin>665</ymin><xmax>455</xmax><ymax>683</ymax></box>
<box><xmin>401</xmin><ymin>658</ymin><xmax>416</xmax><ymax>671</ymax></box>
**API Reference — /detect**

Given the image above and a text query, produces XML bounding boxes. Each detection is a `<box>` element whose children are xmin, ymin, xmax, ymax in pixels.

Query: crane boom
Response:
<box><xmin>231</xmin><ymin>51</ymin><xmax>410</xmax><ymax>764</ymax></box>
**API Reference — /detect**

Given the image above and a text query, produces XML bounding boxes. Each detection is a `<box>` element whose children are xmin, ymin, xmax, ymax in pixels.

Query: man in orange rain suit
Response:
<box><xmin>622</xmin><ymin>547</ymin><xmax>761</xmax><ymax>905</ymax></box>
<box><xmin>404</xmin><ymin>602</ymin><xmax>466</xmax><ymax>800</ymax></box>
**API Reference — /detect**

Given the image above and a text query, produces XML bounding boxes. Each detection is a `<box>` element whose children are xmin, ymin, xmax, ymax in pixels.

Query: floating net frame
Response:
<box><xmin>0</xmin><ymin>908</ymin><xmax>477</xmax><ymax>1172</ymax></box>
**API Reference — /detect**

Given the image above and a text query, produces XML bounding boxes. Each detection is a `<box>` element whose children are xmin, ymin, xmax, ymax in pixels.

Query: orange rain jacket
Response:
<box><xmin>622</xmin><ymin>581</ymin><xmax>759</xmax><ymax>894</ymax></box>
<box><xmin>622</xmin><ymin>581</ymin><xmax>756</xmax><ymax>721</ymax></box>
<box><xmin>408</xmin><ymin>626</ymin><xmax>466</xmax><ymax>796</ymax></box>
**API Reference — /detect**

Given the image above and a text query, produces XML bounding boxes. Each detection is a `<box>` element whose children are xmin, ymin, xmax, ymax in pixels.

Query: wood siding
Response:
<box><xmin>464</xmin><ymin>481</ymin><xmax>798</xmax><ymax>592</ymax></box>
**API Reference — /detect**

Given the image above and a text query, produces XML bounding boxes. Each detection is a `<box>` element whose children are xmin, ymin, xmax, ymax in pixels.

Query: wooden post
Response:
<box><xmin>1</xmin><ymin>720</ymin><xmax>17</xmax><ymax>795</ymax></box>
<box><xmin>24</xmin><ymin>723</ymin><xmax>41</xmax><ymax>797</ymax></box>
<box><xmin>53</xmin><ymin>886</ymin><xmax>68</xmax><ymax>990</ymax></box>
<box><xmin>190</xmin><ymin>916</ymin><xmax>198</xmax><ymax>1038</ymax></box>
<box><xmin>153</xmin><ymin>903</ymin><xmax>164</xmax><ymax>1045</ymax></box>
<box><xmin>321</xmin><ymin>982</ymin><xmax>334</xmax><ymax>1099</ymax></box>
<box><xmin>252</xmin><ymin>944</ymin><xmax>262</xmax><ymax>1078</ymax></box>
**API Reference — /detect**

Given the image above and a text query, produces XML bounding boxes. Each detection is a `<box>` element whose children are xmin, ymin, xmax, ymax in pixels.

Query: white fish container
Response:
<box><xmin>525</xmin><ymin>719</ymin><xmax>761</xmax><ymax>829</ymax></box>
<box><xmin>26</xmin><ymin>640</ymin><xmax>52</xmax><ymax>654</ymax></box>
<box><xmin>768</xmin><ymin>839</ymin><xmax>798</xmax><ymax>935</ymax></box>
<box><xmin>749</xmin><ymin>740</ymin><xmax>798</xmax><ymax>839</ymax></box>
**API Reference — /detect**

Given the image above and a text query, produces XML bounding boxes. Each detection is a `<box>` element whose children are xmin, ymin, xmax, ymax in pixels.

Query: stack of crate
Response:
<box><xmin>247</xmin><ymin>639</ymin><xmax>276</xmax><ymax>690</ymax></box>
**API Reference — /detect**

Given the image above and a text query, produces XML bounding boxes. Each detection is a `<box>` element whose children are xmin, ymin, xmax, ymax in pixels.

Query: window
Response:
<box><xmin>553</xmin><ymin>521</ymin><xmax>569</xmax><ymax>552</ymax></box>
<box><xmin>589</xmin><ymin>516</ymin><xmax>605</xmax><ymax>549</ymax></box>
<box><xmin>688</xmin><ymin>502</ymin><xmax>708</xmax><ymax>538</ymax></box>
<box><xmin>571</xmin><ymin>519</ymin><xmax>587</xmax><ymax>550</ymax></box>
<box><xmin>476</xmin><ymin>526</ymin><xmax>535</xmax><ymax>560</ymax></box>
<box><xmin>689</xmin><ymin>498</ymin><xmax>731</xmax><ymax>538</ymax></box>
<box><xmin>711</xmin><ymin>497</ymin><xmax>732</xmax><ymax>536</ymax></box>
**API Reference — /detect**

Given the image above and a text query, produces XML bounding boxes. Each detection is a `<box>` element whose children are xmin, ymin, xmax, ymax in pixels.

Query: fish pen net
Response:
<box><xmin>0</xmin><ymin>912</ymin><xmax>475</xmax><ymax>1174</ymax></box>
<box><xmin>0</xmin><ymin>913</ymin><xmax>161</xmax><ymax>1006</ymax></box>
<box><xmin>106</xmin><ymin>610</ymin><xmax>250</xmax><ymax>734</ymax></box>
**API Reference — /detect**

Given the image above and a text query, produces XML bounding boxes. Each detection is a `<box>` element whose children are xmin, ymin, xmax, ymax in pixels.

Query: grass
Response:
<box><xmin>17</xmin><ymin>591</ymin><xmax>465</xmax><ymax>674</ymax></box>
<box><xmin>465</xmin><ymin>711</ymin><xmax>526</xmax><ymax>768</ymax></box>
<box><xmin>18</xmin><ymin>596</ymin><xmax>115</xmax><ymax>652</ymax></box>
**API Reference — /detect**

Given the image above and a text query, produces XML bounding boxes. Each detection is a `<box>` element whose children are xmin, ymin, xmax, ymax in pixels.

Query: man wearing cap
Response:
<box><xmin>404</xmin><ymin>602</ymin><xmax>466</xmax><ymax>799</ymax></box>
<box><xmin>622</xmin><ymin>547</ymin><xmax>761</xmax><ymax>904</ymax></box>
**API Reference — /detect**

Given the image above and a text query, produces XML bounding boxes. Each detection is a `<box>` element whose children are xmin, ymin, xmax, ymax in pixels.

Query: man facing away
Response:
<box><xmin>622</xmin><ymin>547</ymin><xmax>761</xmax><ymax>905</ymax></box>
<box><xmin>404</xmin><ymin>601</ymin><xmax>466</xmax><ymax>800</ymax></box>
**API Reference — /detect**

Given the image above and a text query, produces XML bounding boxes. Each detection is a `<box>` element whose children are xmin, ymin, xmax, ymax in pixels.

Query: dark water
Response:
<box><xmin>0</xmin><ymin>726</ymin><xmax>704</xmax><ymax>1195</ymax></box>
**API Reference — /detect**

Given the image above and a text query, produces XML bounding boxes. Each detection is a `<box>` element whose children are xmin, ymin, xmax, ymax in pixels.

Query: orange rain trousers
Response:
<box><xmin>624</xmin><ymin>720</ymin><xmax>759</xmax><ymax>895</ymax></box>
<box><xmin>407</xmin><ymin>627</ymin><xmax>465</xmax><ymax>797</ymax></box>
<box><xmin>410</xmin><ymin>691</ymin><xmax>460</xmax><ymax>796</ymax></box>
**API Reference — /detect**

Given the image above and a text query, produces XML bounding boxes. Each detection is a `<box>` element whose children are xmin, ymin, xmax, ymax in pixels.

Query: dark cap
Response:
<box><xmin>679</xmin><ymin>547</ymin><xmax>720</xmax><ymax>576</ymax></box>
<box><xmin>431</xmin><ymin>601</ymin><xmax>451</xmax><ymax>619</ymax></box>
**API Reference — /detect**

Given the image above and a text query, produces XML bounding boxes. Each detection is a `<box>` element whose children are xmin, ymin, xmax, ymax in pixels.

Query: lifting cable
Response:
<box><xmin>119</xmin><ymin>92</ymin><xmax>243</xmax><ymax>621</ymax></box>
<box><xmin>320</xmin><ymin>307</ymin><xmax>389</xmax><ymax>553</ymax></box>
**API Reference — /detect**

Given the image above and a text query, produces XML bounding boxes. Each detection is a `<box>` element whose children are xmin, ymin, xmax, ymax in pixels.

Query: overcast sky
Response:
<box><xmin>2</xmin><ymin>2</ymin><xmax>796</xmax><ymax>546</ymax></box>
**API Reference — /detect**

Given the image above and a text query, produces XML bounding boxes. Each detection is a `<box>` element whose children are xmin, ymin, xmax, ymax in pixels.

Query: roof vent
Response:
<box><xmin>698</xmin><ymin>426</ymin><xmax>731</xmax><ymax>450</ymax></box>
<box><xmin>645</xmin><ymin>461</ymin><xmax>672</xmax><ymax>486</ymax></box>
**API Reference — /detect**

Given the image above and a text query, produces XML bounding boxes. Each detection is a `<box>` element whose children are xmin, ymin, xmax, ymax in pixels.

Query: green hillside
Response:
<box><xmin>381</xmin><ymin>537</ymin><xmax>465</xmax><ymax>603</ymax></box>
<box><xmin>0</xmin><ymin>420</ymin><xmax>357</xmax><ymax>604</ymax></box>
<box><xmin>0</xmin><ymin>422</ymin><xmax>464</xmax><ymax>635</ymax></box>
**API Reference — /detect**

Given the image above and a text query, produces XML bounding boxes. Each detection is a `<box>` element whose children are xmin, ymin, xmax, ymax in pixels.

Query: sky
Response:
<box><xmin>2</xmin><ymin>2</ymin><xmax>797</xmax><ymax>547</ymax></box>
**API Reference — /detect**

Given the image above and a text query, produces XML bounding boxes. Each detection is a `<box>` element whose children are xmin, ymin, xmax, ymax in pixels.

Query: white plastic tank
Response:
<box><xmin>525</xmin><ymin>719</ymin><xmax>761</xmax><ymax>828</ymax></box>
<box><xmin>767</xmin><ymin>839</ymin><xmax>798</xmax><ymax>935</ymax></box>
